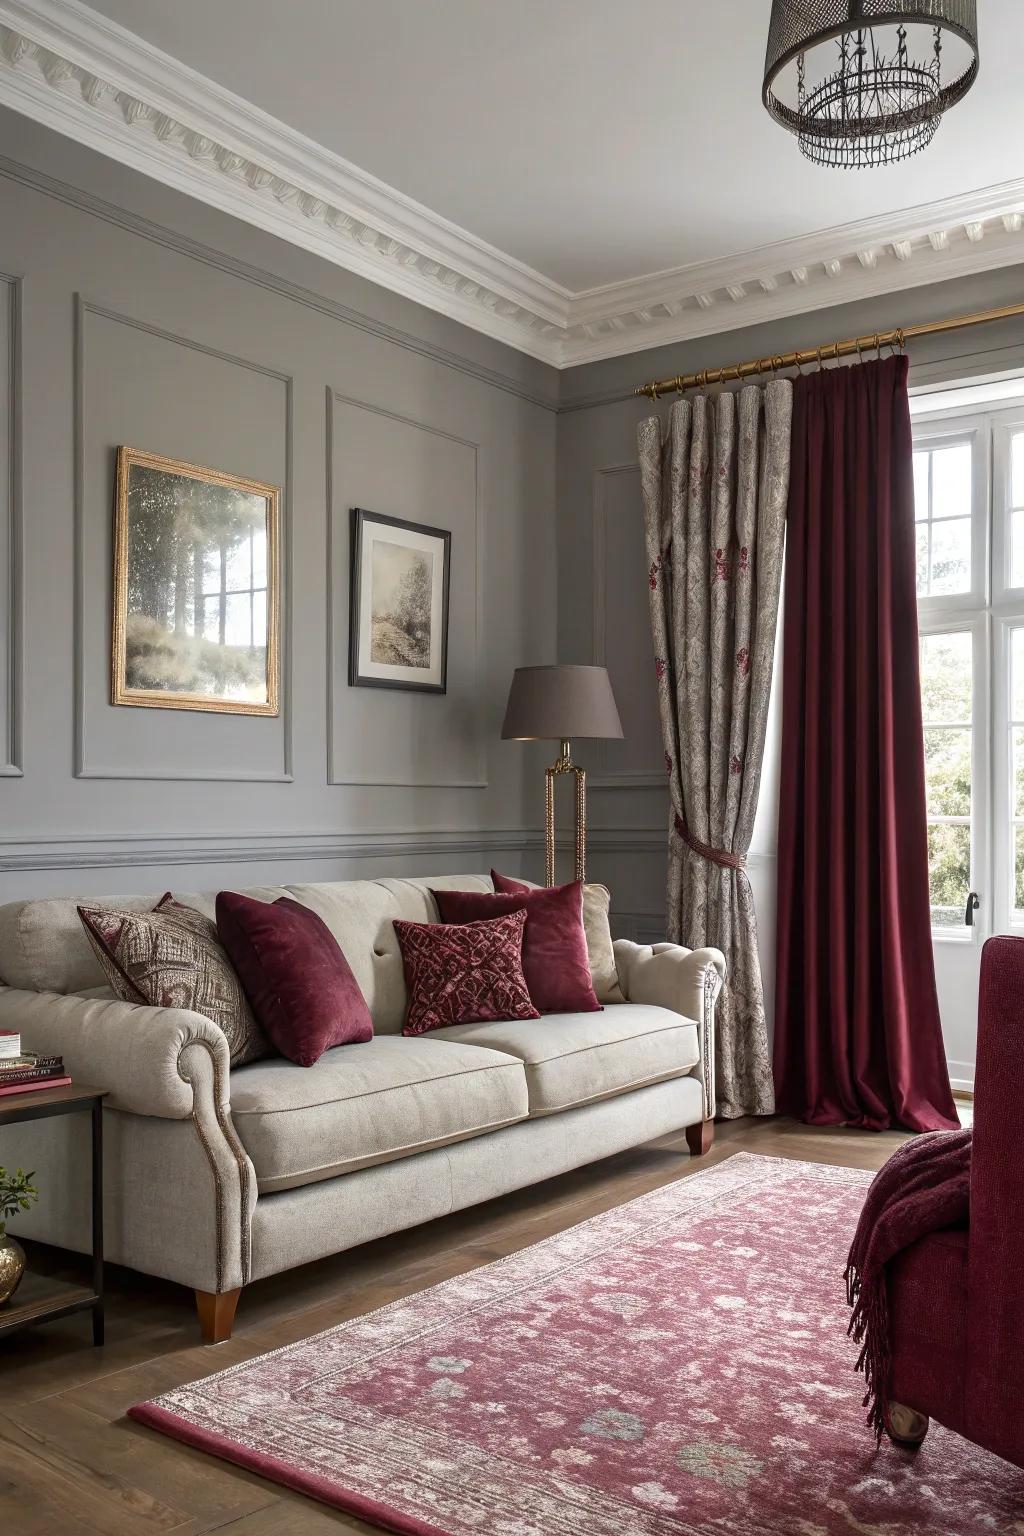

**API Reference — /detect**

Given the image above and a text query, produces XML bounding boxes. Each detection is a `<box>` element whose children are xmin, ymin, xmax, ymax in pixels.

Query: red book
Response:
<box><xmin>0</xmin><ymin>1075</ymin><xmax>71</xmax><ymax>1098</ymax></box>
<box><xmin>0</xmin><ymin>1065</ymin><xmax>66</xmax><ymax>1087</ymax></box>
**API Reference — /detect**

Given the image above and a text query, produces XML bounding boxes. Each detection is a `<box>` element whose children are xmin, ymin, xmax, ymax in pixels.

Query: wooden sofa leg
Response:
<box><xmin>686</xmin><ymin>1119</ymin><xmax>715</xmax><ymax>1156</ymax></box>
<box><xmin>195</xmin><ymin>1287</ymin><xmax>241</xmax><ymax>1344</ymax></box>
<box><xmin>884</xmin><ymin>1402</ymin><xmax>930</xmax><ymax>1447</ymax></box>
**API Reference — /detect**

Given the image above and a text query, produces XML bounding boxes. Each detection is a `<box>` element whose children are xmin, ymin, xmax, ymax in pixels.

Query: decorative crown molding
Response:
<box><xmin>0</xmin><ymin>0</ymin><xmax>1022</xmax><ymax>372</ymax></box>
<box><xmin>562</xmin><ymin>185</ymin><xmax>1024</xmax><ymax>367</ymax></box>
<box><xmin>0</xmin><ymin>0</ymin><xmax>571</xmax><ymax>363</ymax></box>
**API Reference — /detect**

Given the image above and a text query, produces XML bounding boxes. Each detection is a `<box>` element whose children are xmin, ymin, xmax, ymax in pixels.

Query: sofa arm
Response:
<box><xmin>0</xmin><ymin>986</ymin><xmax>231</xmax><ymax>1119</ymax></box>
<box><xmin>613</xmin><ymin>940</ymin><xmax>726</xmax><ymax>1120</ymax></box>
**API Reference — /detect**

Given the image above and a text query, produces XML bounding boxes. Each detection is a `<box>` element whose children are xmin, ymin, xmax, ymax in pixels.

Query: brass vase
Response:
<box><xmin>0</xmin><ymin>1232</ymin><xmax>26</xmax><ymax>1305</ymax></box>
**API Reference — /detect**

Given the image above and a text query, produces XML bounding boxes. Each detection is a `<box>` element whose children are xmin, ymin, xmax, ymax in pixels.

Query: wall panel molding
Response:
<box><xmin>0</xmin><ymin>271</ymin><xmax>21</xmax><ymax>775</ymax></box>
<box><xmin>0</xmin><ymin>826</ymin><xmax>543</xmax><ymax>873</ymax></box>
<box><xmin>0</xmin><ymin>151</ymin><xmax>559</xmax><ymax>413</ymax></box>
<box><xmin>72</xmin><ymin>294</ymin><xmax>294</xmax><ymax>781</ymax></box>
<box><xmin>327</xmin><ymin>389</ymin><xmax>485</xmax><ymax>788</ymax></box>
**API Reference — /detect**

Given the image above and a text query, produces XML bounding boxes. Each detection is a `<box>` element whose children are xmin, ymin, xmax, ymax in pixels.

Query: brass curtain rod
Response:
<box><xmin>634</xmin><ymin>298</ymin><xmax>1024</xmax><ymax>401</ymax></box>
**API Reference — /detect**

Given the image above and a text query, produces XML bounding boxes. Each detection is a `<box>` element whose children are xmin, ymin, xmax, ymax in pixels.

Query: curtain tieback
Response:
<box><xmin>673</xmin><ymin>812</ymin><xmax>746</xmax><ymax>871</ymax></box>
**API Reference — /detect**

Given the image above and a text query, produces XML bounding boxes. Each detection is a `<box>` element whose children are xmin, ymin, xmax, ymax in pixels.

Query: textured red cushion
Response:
<box><xmin>393</xmin><ymin>909</ymin><xmax>539</xmax><ymax>1036</ymax></box>
<box><xmin>433</xmin><ymin>873</ymin><xmax>601</xmax><ymax>1014</ymax></box>
<box><xmin>216</xmin><ymin>892</ymin><xmax>373</xmax><ymax>1067</ymax></box>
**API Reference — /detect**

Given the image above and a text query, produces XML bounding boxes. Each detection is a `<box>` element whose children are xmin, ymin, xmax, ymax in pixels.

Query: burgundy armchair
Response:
<box><xmin>885</xmin><ymin>935</ymin><xmax>1023</xmax><ymax>1469</ymax></box>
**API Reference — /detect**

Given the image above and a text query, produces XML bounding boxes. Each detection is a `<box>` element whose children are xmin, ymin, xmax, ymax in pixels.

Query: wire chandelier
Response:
<box><xmin>763</xmin><ymin>2</ymin><xmax>980</xmax><ymax>169</ymax></box>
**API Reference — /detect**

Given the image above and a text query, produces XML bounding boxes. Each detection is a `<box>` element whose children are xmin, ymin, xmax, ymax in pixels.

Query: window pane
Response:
<box><xmin>1012</xmin><ymin>628</ymin><xmax>1024</xmax><ymax>722</ymax></box>
<box><xmin>924</xmin><ymin>728</ymin><xmax>971</xmax><ymax>816</ymax></box>
<box><xmin>928</xmin><ymin>517</ymin><xmax>971</xmax><ymax>595</ymax></box>
<box><xmin>223</xmin><ymin>592</ymin><xmax>252</xmax><ymax>648</ymax></box>
<box><xmin>1016</xmin><ymin>827</ymin><xmax>1024</xmax><ymax>913</ymax></box>
<box><xmin>913</xmin><ymin>452</ymin><xmax>929</xmax><ymax>521</ymax></box>
<box><xmin>251</xmin><ymin>589</ymin><xmax>267</xmax><ymax>648</ymax></box>
<box><xmin>916</xmin><ymin>524</ymin><xmax>929</xmax><ymax>594</ymax></box>
<box><xmin>1012</xmin><ymin>432</ymin><xmax>1024</xmax><ymax>508</ymax></box>
<box><xmin>1015</xmin><ymin>728</ymin><xmax>1024</xmax><ymax>818</ymax></box>
<box><xmin>225</xmin><ymin>538</ymin><xmax>251</xmax><ymax>593</ymax></box>
<box><xmin>1011</xmin><ymin>510</ymin><xmax>1024</xmax><ymax>590</ymax></box>
<box><xmin>202</xmin><ymin>547</ymin><xmax>222</xmax><ymax>596</ymax></box>
<box><xmin>930</xmin><ymin>443</ymin><xmax>971</xmax><ymax>520</ymax></box>
<box><xmin>919</xmin><ymin>631</ymin><xmax>972</xmax><ymax>721</ymax></box>
<box><xmin>251</xmin><ymin>529</ymin><xmax>268</xmax><ymax>588</ymax></box>
<box><xmin>928</xmin><ymin>823</ymin><xmax>970</xmax><ymax>918</ymax></box>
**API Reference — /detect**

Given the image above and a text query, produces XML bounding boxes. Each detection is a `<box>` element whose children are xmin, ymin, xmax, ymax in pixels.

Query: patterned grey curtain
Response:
<box><xmin>637</xmin><ymin>383</ymin><xmax>791</xmax><ymax>1119</ymax></box>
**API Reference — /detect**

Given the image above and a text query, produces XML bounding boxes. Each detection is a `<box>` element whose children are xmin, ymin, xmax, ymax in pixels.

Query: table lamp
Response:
<box><xmin>502</xmin><ymin>665</ymin><xmax>623</xmax><ymax>885</ymax></box>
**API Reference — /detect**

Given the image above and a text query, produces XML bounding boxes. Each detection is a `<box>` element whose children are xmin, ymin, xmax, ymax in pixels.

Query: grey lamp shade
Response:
<box><xmin>501</xmin><ymin>665</ymin><xmax>623</xmax><ymax>741</ymax></box>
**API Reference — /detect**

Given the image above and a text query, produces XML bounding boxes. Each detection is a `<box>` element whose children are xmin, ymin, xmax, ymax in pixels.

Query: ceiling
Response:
<box><xmin>0</xmin><ymin>0</ymin><xmax>1021</xmax><ymax>365</ymax></box>
<box><xmin>81</xmin><ymin>0</ymin><xmax>1021</xmax><ymax>292</ymax></box>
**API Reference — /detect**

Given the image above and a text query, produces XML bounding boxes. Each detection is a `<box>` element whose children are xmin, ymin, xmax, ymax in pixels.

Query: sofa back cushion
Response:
<box><xmin>0</xmin><ymin>874</ymin><xmax>492</xmax><ymax>1036</ymax></box>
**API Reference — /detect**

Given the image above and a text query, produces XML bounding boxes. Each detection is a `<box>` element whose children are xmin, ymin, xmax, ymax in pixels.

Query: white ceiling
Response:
<box><xmin>79</xmin><ymin>0</ymin><xmax>1022</xmax><ymax>293</ymax></box>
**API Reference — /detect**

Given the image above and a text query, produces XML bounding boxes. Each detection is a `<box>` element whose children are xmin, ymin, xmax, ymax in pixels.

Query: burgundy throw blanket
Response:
<box><xmin>845</xmin><ymin>1128</ymin><xmax>971</xmax><ymax>1440</ymax></box>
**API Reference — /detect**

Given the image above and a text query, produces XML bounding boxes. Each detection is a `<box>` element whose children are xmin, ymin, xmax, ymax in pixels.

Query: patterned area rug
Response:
<box><xmin>129</xmin><ymin>1152</ymin><xmax>1024</xmax><ymax>1534</ymax></box>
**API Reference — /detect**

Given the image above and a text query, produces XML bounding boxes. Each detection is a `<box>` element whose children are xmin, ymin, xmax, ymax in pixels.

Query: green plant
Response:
<box><xmin>0</xmin><ymin>1167</ymin><xmax>37</xmax><ymax>1239</ymax></box>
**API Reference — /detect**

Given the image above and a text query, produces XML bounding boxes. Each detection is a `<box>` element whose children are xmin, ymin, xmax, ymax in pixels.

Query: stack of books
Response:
<box><xmin>0</xmin><ymin>1031</ymin><xmax>71</xmax><ymax>1096</ymax></box>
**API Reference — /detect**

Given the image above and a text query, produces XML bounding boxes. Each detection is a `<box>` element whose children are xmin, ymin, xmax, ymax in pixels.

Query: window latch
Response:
<box><xmin>965</xmin><ymin>891</ymin><xmax>980</xmax><ymax>927</ymax></box>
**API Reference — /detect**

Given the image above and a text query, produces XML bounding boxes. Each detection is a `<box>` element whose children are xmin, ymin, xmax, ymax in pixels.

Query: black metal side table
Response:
<box><xmin>0</xmin><ymin>1084</ymin><xmax>106</xmax><ymax>1345</ymax></box>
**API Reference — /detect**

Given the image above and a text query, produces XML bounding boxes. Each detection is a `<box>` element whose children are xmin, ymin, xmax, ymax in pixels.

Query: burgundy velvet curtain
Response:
<box><xmin>773</xmin><ymin>355</ymin><xmax>958</xmax><ymax>1133</ymax></box>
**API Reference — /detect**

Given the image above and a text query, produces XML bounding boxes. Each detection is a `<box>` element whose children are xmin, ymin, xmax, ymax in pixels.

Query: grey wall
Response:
<box><xmin>556</xmin><ymin>262</ymin><xmax>1024</xmax><ymax>1084</ymax></box>
<box><xmin>3</xmin><ymin>98</ymin><xmax>1024</xmax><ymax>1084</ymax></box>
<box><xmin>0</xmin><ymin>108</ymin><xmax>559</xmax><ymax>901</ymax></box>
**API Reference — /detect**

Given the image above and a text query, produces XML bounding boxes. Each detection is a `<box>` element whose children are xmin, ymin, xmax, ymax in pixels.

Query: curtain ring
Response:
<box><xmin>676</xmin><ymin>374</ymin><xmax>685</xmax><ymax>396</ymax></box>
<box><xmin>650</xmin><ymin>381</ymin><xmax>660</xmax><ymax>401</ymax></box>
<box><xmin>815</xmin><ymin>345</ymin><xmax>824</xmax><ymax>371</ymax></box>
<box><xmin>874</xmin><ymin>332</ymin><xmax>881</xmax><ymax>360</ymax></box>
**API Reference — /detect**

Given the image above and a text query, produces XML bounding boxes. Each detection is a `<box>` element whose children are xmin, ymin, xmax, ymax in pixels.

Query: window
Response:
<box><xmin>913</xmin><ymin>397</ymin><xmax>1024</xmax><ymax>940</ymax></box>
<box><xmin>919</xmin><ymin>630</ymin><xmax>973</xmax><ymax>929</ymax></box>
<box><xmin>914</xmin><ymin>441</ymin><xmax>973</xmax><ymax>597</ymax></box>
<box><xmin>199</xmin><ymin>523</ymin><xmax>267</xmax><ymax>653</ymax></box>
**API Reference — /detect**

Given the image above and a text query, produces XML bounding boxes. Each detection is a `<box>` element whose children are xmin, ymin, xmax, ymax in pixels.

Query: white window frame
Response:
<box><xmin>989</xmin><ymin>405</ymin><xmax>1024</xmax><ymax>935</ymax></box>
<box><xmin>912</xmin><ymin>399</ymin><xmax>1024</xmax><ymax>943</ymax></box>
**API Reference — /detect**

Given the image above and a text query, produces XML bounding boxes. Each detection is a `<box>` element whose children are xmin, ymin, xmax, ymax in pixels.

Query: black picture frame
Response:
<box><xmin>348</xmin><ymin>507</ymin><xmax>451</xmax><ymax>694</ymax></box>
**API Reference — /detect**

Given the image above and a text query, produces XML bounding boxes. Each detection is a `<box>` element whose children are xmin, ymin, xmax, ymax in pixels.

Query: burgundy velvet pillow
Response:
<box><xmin>393</xmin><ymin>909</ymin><xmax>539</xmax><ymax>1036</ymax></box>
<box><xmin>433</xmin><ymin>875</ymin><xmax>601</xmax><ymax>1015</ymax></box>
<box><xmin>216</xmin><ymin>892</ymin><xmax>373</xmax><ymax>1067</ymax></box>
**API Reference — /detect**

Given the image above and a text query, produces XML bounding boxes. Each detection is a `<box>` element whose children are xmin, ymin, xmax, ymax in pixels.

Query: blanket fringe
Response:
<box><xmin>844</xmin><ymin>1256</ymin><xmax>890</xmax><ymax>1444</ymax></box>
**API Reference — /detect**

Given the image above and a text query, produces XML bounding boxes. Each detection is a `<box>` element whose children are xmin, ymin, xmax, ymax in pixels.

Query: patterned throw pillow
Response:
<box><xmin>77</xmin><ymin>893</ymin><xmax>269</xmax><ymax>1067</ymax></box>
<box><xmin>393</xmin><ymin>909</ymin><xmax>539</xmax><ymax>1036</ymax></box>
<box><xmin>433</xmin><ymin>878</ymin><xmax>601</xmax><ymax>1014</ymax></box>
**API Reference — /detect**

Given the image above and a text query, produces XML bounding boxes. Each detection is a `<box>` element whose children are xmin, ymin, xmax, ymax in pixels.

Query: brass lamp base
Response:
<box><xmin>545</xmin><ymin>738</ymin><xmax>586</xmax><ymax>886</ymax></box>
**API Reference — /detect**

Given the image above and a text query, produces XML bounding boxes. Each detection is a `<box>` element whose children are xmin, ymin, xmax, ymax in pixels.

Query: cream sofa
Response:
<box><xmin>0</xmin><ymin>875</ymin><xmax>724</xmax><ymax>1342</ymax></box>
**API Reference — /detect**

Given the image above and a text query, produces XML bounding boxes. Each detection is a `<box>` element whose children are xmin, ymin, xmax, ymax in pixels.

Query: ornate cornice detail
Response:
<box><xmin>0</xmin><ymin>0</ymin><xmax>1022</xmax><ymax>372</ymax></box>
<box><xmin>0</xmin><ymin>0</ymin><xmax>570</xmax><ymax>362</ymax></box>
<box><xmin>563</xmin><ymin>190</ymin><xmax>1024</xmax><ymax>365</ymax></box>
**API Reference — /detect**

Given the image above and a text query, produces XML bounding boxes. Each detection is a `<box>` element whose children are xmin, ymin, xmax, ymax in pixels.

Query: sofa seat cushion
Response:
<box><xmin>230</xmin><ymin>1035</ymin><xmax>529</xmax><ymax>1193</ymax></box>
<box><xmin>426</xmin><ymin>1004</ymin><xmax>699</xmax><ymax>1115</ymax></box>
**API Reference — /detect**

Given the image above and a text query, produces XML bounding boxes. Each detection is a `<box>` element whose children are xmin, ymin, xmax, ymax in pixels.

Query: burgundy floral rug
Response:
<box><xmin>129</xmin><ymin>1152</ymin><xmax>1023</xmax><ymax>1534</ymax></box>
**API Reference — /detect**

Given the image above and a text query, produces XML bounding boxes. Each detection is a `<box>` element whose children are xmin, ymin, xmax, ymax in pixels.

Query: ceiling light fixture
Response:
<box><xmin>763</xmin><ymin>2</ymin><xmax>980</xmax><ymax>169</ymax></box>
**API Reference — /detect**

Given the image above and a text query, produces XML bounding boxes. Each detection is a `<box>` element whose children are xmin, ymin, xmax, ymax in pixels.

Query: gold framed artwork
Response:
<box><xmin>111</xmin><ymin>447</ymin><xmax>280</xmax><ymax>716</ymax></box>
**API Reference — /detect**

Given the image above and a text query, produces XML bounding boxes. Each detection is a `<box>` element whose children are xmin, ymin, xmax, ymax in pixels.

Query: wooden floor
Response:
<box><xmin>0</xmin><ymin>1117</ymin><xmax>911</xmax><ymax>1535</ymax></box>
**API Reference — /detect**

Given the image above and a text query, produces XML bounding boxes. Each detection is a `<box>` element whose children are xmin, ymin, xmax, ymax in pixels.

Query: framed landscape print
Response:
<box><xmin>349</xmin><ymin>508</ymin><xmax>451</xmax><ymax>693</ymax></box>
<box><xmin>112</xmin><ymin>447</ymin><xmax>280</xmax><ymax>715</ymax></box>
